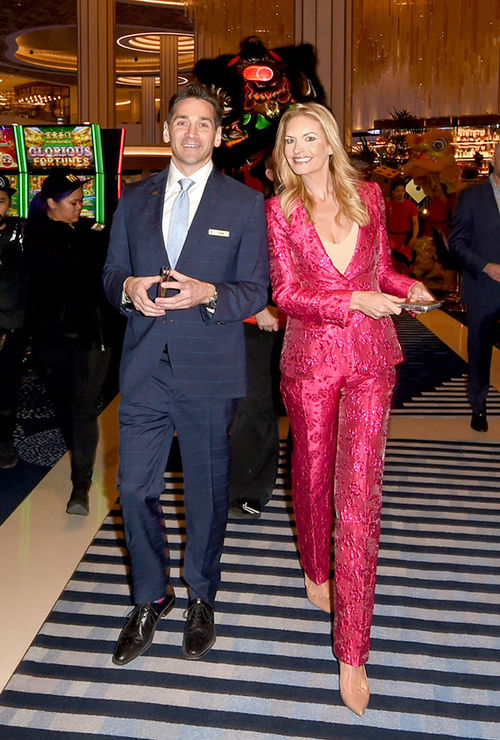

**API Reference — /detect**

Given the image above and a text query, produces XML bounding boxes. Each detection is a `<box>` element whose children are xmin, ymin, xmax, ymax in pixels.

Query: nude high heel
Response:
<box><xmin>339</xmin><ymin>660</ymin><xmax>370</xmax><ymax>716</ymax></box>
<box><xmin>304</xmin><ymin>574</ymin><xmax>333</xmax><ymax>613</ymax></box>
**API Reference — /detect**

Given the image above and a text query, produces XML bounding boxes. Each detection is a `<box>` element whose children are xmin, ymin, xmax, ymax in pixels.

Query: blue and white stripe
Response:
<box><xmin>0</xmin><ymin>440</ymin><xmax>498</xmax><ymax>739</ymax></box>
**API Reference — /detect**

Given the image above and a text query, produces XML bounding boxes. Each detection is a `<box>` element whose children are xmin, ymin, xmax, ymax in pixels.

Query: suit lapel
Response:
<box><xmin>344</xmin><ymin>218</ymin><xmax>377</xmax><ymax>279</ymax></box>
<box><xmin>344</xmin><ymin>183</ymin><xmax>379</xmax><ymax>279</ymax></box>
<box><xmin>175</xmin><ymin>168</ymin><xmax>223</xmax><ymax>270</ymax></box>
<box><xmin>289</xmin><ymin>203</ymin><xmax>338</xmax><ymax>277</ymax></box>
<box><xmin>144</xmin><ymin>168</ymin><xmax>169</xmax><ymax>265</ymax></box>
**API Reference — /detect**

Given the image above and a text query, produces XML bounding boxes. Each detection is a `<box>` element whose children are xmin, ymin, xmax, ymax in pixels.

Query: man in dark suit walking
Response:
<box><xmin>449</xmin><ymin>143</ymin><xmax>500</xmax><ymax>432</ymax></box>
<box><xmin>103</xmin><ymin>84</ymin><xmax>268</xmax><ymax>664</ymax></box>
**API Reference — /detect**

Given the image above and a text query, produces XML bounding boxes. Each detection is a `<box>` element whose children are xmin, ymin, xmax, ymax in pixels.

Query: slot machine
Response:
<box><xmin>0</xmin><ymin>125</ymin><xmax>25</xmax><ymax>217</ymax></box>
<box><xmin>18</xmin><ymin>124</ymin><xmax>105</xmax><ymax>223</ymax></box>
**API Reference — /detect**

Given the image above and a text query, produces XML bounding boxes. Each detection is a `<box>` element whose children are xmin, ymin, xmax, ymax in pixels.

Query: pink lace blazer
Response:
<box><xmin>265</xmin><ymin>181</ymin><xmax>417</xmax><ymax>380</ymax></box>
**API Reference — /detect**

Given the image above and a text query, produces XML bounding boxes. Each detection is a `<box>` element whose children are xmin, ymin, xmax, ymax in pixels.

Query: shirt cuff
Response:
<box><xmin>121</xmin><ymin>279</ymin><xmax>132</xmax><ymax>306</ymax></box>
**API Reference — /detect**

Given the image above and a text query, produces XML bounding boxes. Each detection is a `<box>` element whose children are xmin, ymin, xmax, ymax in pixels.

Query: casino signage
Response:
<box><xmin>23</xmin><ymin>125</ymin><xmax>95</xmax><ymax>170</ymax></box>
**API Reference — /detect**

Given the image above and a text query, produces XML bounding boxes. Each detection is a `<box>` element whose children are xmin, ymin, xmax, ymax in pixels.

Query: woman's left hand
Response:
<box><xmin>406</xmin><ymin>281</ymin><xmax>435</xmax><ymax>303</ymax></box>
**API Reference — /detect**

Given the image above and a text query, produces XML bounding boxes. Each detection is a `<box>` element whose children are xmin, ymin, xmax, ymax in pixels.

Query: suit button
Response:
<box><xmin>216</xmin><ymin>321</ymin><xmax>225</xmax><ymax>325</ymax></box>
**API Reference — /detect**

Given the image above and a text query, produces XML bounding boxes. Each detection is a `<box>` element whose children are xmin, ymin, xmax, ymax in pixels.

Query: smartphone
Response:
<box><xmin>399</xmin><ymin>300</ymin><xmax>442</xmax><ymax>313</ymax></box>
<box><xmin>156</xmin><ymin>267</ymin><xmax>179</xmax><ymax>298</ymax></box>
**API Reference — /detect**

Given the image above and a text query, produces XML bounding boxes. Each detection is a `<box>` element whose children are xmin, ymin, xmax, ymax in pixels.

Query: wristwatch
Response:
<box><xmin>207</xmin><ymin>287</ymin><xmax>218</xmax><ymax>310</ymax></box>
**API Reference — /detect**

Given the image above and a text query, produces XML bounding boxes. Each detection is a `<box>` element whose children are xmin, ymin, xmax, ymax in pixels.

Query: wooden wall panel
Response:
<box><xmin>352</xmin><ymin>0</ymin><xmax>500</xmax><ymax>130</ymax></box>
<box><xmin>187</xmin><ymin>0</ymin><xmax>294</xmax><ymax>58</ymax></box>
<box><xmin>188</xmin><ymin>1</ymin><xmax>499</xmax><ymax>135</ymax></box>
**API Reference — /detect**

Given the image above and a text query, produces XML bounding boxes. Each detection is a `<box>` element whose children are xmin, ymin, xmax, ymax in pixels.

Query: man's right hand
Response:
<box><xmin>484</xmin><ymin>263</ymin><xmax>500</xmax><ymax>282</ymax></box>
<box><xmin>123</xmin><ymin>275</ymin><xmax>165</xmax><ymax>316</ymax></box>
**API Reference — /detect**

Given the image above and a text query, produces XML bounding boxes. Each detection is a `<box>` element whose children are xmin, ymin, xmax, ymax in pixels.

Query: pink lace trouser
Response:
<box><xmin>281</xmin><ymin>367</ymin><xmax>396</xmax><ymax>667</ymax></box>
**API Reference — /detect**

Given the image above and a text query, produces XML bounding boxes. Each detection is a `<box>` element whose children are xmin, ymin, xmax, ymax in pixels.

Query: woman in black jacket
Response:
<box><xmin>24</xmin><ymin>170</ymin><xmax>116</xmax><ymax>515</ymax></box>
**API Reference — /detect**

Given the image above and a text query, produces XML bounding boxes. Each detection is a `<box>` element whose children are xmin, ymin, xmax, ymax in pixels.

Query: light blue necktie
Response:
<box><xmin>167</xmin><ymin>177</ymin><xmax>194</xmax><ymax>268</ymax></box>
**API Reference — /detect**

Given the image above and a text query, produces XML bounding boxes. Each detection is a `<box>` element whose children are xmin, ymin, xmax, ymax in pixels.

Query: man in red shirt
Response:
<box><xmin>386</xmin><ymin>181</ymin><xmax>419</xmax><ymax>275</ymax></box>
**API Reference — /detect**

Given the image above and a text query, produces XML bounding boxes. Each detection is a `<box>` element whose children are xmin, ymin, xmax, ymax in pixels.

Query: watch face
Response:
<box><xmin>208</xmin><ymin>289</ymin><xmax>218</xmax><ymax>309</ymax></box>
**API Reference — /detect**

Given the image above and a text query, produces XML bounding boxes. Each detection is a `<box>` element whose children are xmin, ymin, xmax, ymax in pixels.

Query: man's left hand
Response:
<box><xmin>155</xmin><ymin>269</ymin><xmax>215</xmax><ymax>310</ymax></box>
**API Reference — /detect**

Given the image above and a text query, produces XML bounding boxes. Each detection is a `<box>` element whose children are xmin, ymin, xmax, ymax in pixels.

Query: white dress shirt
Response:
<box><xmin>162</xmin><ymin>160</ymin><xmax>214</xmax><ymax>253</ymax></box>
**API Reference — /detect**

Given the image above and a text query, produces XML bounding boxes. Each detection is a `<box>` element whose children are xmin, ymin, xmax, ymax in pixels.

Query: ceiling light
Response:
<box><xmin>117</xmin><ymin>32</ymin><xmax>194</xmax><ymax>54</ymax></box>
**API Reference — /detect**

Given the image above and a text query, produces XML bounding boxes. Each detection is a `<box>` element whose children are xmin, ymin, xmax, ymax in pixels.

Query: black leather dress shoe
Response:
<box><xmin>112</xmin><ymin>593</ymin><xmax>175</xmax><ymax>665</ymax></box>
<box><xmin>471</xmin><ymin>410</ymin><xmax>488</xmax><ymax>432</ymax></box>
<box><xmin>182</xmin><ymin>598</ymin><xmax>215</xmax><ymax>660</ymax></box>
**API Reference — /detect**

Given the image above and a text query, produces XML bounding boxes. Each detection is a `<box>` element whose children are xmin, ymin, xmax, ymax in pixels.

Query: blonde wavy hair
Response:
<box><xmin>273</xmin><ymin>103</ymin><xmax>369</xmax><ymax>226</ymax></box>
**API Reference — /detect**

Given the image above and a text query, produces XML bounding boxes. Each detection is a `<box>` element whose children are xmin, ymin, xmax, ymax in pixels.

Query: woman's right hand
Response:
<box><xmin>350</xmin><ymin>290</ymin><xmax>405</xmax><ymax>319</ymax></box>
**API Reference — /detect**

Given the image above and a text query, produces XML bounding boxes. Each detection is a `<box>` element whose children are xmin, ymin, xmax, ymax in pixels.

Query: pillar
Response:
<box><xmin>77</xmin><ymin>0</ymin><xmax>115</xmax><ymax>126</ymax></box>
<box><xmin>295</xmin><ymin>0</ymin><xmax>353</xmax><ymax>146</ymax></box>
<box><xmin>141</xmin><ymin>77</ymin><xmax>156</xmax><ymax>145</ymax></box>
<box><xmin>159</xmin><ymin>35</ymin><xmax>179</xmax><ymax>130</ymax></box>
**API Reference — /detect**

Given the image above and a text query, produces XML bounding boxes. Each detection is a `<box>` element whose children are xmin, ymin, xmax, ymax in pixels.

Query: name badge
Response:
<box><xmin>208</xmin><ymin>228</ymin><xmax>230</xmax><ymax>237</ymax></box>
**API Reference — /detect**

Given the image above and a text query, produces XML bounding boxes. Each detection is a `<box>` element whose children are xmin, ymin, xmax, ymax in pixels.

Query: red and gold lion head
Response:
<box><xmin>402</xmin><ymin>129</ymin><xmax>462</xmax><ymax>195</ymax></box>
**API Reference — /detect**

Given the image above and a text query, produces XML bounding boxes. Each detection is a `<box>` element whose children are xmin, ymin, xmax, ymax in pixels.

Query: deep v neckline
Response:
<box><xmin>314</xmin><ymin>220</ymin><xmax>360</xmax><ymax>276</ymax></box>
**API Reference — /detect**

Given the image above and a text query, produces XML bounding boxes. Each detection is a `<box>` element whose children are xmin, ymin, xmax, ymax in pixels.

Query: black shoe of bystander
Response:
<box><xmin>0</xmin><ymin>441</ymin><xmax>18</xmax><ymax>469</ymax></box>
<box><xmin>471</xmin><ymin>410</ymin><xmax>488</xmax><ymax>433</ymax></box>
<box><xmin>66</xmin><ymin>485</ymin><xmax>90</xmax><ymax>515</ymax></box>
<box><xmin>229</xmin><ymin>498</ymin><xmax>262</xmax><ymax>519</ymax></box>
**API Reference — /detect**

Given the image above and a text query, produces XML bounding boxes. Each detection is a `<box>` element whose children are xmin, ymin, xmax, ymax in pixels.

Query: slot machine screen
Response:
<box><xmin>0</xmin><ymin>125</ymin><xmax>20</xmax><ymax>215</ymax></box>
<box><xmin>23</xmin><ymin>125</ymin><xmax>94</xmax><ymax>170</ymax></box>
<box><xmin>28</xmin><ymin>174</ymin><xmax>96</xmax><ymax>220</ymax></box>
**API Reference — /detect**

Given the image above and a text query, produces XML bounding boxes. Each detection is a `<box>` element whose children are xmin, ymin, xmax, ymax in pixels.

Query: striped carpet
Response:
<box><xmin>0</xmin><ymin>440</ymin><xmax>499</xmax><ymax>738</ymax></box>
<box><xmin>393</xmin><ymin>313</ymin><xmax>500</xmax><ymax>415</ymax></box>
<box><xmin>392</xmin><ymin>373</ymin><xmax>500</xmax><ymax>416</ymax></box>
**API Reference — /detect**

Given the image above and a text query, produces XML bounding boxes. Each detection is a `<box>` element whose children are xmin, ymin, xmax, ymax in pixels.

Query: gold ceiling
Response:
<box><xmin>13</xmin><ymin>27</ymin><xmax>194</xmax><ymax>77</ymax></box>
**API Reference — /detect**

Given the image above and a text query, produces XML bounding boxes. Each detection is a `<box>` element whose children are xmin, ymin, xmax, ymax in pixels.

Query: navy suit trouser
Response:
<box><xmin>118</xmin><ymin>353</ymin><xmax>236</xmax><ymax>606</ymax></box>
<box><xmin>466</xmin><ymin>300</ymin><xmax>500</xmax><ymax>412</ymax></box>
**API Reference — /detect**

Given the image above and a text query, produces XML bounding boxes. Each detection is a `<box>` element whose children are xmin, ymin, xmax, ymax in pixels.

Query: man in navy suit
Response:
<box><xmin>103</xmin><ymin>84</ymin><xmax>268</xmax><ymax>664</ymax></box>
<box><xmin>449</xmin><ymin>143</ymin><xmax>500</xmax><ymax>432</ymax></box>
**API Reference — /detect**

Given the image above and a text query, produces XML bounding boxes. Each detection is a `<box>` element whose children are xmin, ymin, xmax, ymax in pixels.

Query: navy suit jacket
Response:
<box><xmin>103</xmin><ymin>165</ymin><xmax>269</xmax><ymax>399</ymax></box>
<box><xmin>449</xmin><ymin>179</ymin><xmax>500</xmax><ymax>310</ymax></box>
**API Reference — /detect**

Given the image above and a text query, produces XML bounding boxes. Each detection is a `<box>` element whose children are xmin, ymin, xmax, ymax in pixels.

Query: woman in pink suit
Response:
<box><xmin>266</xmin><ymin>103</ymin><xmax>432</xmax><ymax>716</ymax></box>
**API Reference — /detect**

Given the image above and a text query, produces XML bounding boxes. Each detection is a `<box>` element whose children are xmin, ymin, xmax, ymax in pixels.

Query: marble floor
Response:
<box><xmin>0</xmin><ymin>310</ymin><xmax>499</xmax><ymax>693</ymax></box>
